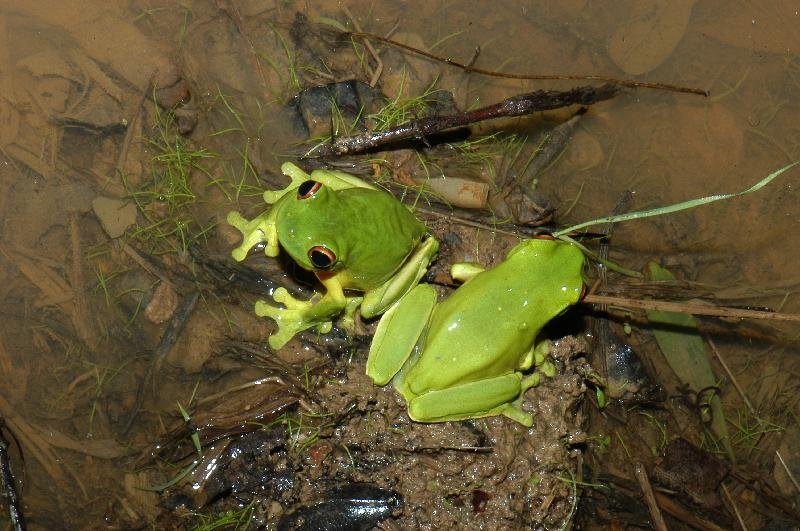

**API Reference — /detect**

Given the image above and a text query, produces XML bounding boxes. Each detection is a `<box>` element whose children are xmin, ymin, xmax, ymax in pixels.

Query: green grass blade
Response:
<box><xmin>554</xmin><ymin>161</ymin><xmax>799</xmax><ymax>236</ymax></box>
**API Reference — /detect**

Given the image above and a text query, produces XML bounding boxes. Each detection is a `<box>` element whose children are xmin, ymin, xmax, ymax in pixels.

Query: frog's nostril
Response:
<box><xmin>298</xmin><ymin>180</ymin><xmax>322</xmax><ymax>199</ymax></box>
<box><xmin>308</xmin><ymin>245</ymin><xmax>336</xmax><ymax>269</ymax></box>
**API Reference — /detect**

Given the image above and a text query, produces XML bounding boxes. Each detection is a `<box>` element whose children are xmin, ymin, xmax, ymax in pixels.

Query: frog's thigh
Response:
<box><xmin>407</xmin><ymin>373</ymin><xmax>524</xmax><ymax>423</ymax></box>
<box><xmin>367</xmin><ymin>284</ymin><xmax>436</xmax><ymax>386</ymax></box>
<box><xmin>361</xmin><ymin>237</ymin><xmax>439</xmax><ymax>318</ymax></box>
<box><xmin>450</xmin><ymin>262</ymin><xmax>485</xmax><ymax>283</ymax></box>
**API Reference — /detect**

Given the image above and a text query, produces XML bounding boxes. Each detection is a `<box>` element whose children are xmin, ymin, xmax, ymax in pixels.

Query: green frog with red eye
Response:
<box><xmin>227</xmin><ymin>162</ymin><xmax>438</xmax><ymax>349</ymax></box>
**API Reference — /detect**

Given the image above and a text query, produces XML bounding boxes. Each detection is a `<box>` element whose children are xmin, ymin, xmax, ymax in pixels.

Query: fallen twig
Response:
<box><xmin>309</xmin><ymin>83</ymin><xmax>618</xmax><ymax>157</ymax></box>
<box><xmin>347</xmin><ymin>31</ymin><xmax>709</xmax><ymax>96</ymax></box>
<box><xmin>720</xmin><ymin>483</ymin><xmax>748</xmax><ymax>531</ymax></box>
<box><xmin>68</xmin><ymin>212</ymin><xmax>98</xmax><ymax>349</ymax></box>
<box><xmin>343</xmin><ymin>6</ymin><xmax>383</xmax><ymax>87</ymax></box>
<box><xmin>634</xmin><ymin>463</ymin><xmax>668</xmax><ymax>531</ymax></box>
<box><xmin>584</xmin><ymin>294</ymin><xmax>800</xmax><ymax>322</ymax></box>
<box><xmin>122</xmin><ymin>291</ymin><xmax>199</xmax><ymax>435</ymax></box>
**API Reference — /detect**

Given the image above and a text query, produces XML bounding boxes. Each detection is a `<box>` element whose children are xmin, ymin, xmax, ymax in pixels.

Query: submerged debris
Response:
<box><xmin>277</xmin><ymin>483</ymin><xmax>403</xmax><ymax>531</ymax></box>
<box><xmin>599</xmin><ymin>322</ymin><xmax>664</xmax><ymax>405</ymax></box>
<box><xmin>652</xmin><ymin>438</ymin><xmax>729</xmax><ymax>510</ymax></box>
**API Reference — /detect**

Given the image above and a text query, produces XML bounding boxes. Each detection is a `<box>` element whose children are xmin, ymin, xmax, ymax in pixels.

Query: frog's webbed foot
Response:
<box><xmin>255</xmin><ymin>288</ymin><xmax>333</xmax><ymax>349</ymax></box>
<box><xmin>263</xmin><ymin>163</ymin><xmax>312</xmax><ymax>204</ymax></box>
<box><xmin>226</xmin><ymin>210</ymin><xmax>279</xmax><ymax>260</ymax></box>
<box><xmin>254</xmin><ymin>287</ymin><xmax>358</xmax><ymax>349</ymax></box>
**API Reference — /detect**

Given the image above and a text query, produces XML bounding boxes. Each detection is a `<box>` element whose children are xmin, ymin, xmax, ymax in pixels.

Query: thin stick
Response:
<box><xmin>343</xmin><ymin>7</ymin><xmax>383</xmax><ymax>87</ymax></box>
<box><xmin>775</xmin><ymin>450</ymin><xmax>800</xmax><ymax>495</ymax></box>
<box><xmin>706</xmin><ymin>338</ymin><xmax>755</xmax><ymax>414</ymax></box>
<box><xmin>721</xmin><ymin>482</ymin><xmax>748</xmax><ymax>531</ymax></box>
<box><xmin>118</xmin><ymin>241</ymin><xmax>174</xmax><ymax>288</ymax></box>
<box><xmin>633</xmin><ymin>463</ymin><xmax>668</xmax><ymax>531</ymax></box>
<box><xmin>310</xmin><ymin>84</ymin><xmax>618</xmax><ymax>157</ymax></box>
<box><xmin>68</xmin><ymin>212</ymin><xmax>97</xmax><ymax>349</ymax></box>
<box><xmin>584</xmin><ymin>294</ymin><xmax>800</xmax><ymax>322</ymax></box>
<box><xmin>114</xmin><ymin>72</ymin><xmax>153</xmax><ymax>181</ymax></box>
<box><xmin>347</xmin><ymin>31</ymin><xmax>709</xmax><ymax>96</ymax></box>
<box><xmin>122</xmin><ymin>291</ymin><xmax>199</xmax><ymax>435</ymax></box>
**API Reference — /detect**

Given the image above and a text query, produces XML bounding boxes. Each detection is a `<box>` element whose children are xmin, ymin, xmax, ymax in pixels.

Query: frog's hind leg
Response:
<box><xmin>406</xmin><ymin>373</ymin><xmax>535</xmax><ymax>427</ymax></box>
<box><xmin>450</xmin><ymin>262</ymin><xmax>485</xmax><ymax>283</ymax></box>
<box><xmin>367</xmin><ymin>283</ymin><xmax>437</xmax><ymax>386</ymax></box>
<box><xmin>256</xmin><ymin>275</ymin><xmax>350</xmax><ymax>349</ymax></box>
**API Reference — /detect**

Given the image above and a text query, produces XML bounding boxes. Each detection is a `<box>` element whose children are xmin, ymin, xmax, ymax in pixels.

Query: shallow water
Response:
<box><xmin>1</xmin><ymin>0</ymin><xmax>799</xmax><ymax>528</ymax></box>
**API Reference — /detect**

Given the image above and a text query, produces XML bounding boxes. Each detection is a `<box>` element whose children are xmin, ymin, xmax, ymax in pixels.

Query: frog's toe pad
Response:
<box><xmin>255</xmin><ymin>299</ymin><xmax>333</xmax><ymax>349</ymax></box>
<box><xmin>272</xmin><ymin>288</ymin><xmax>313</xmax><ymax>310</ymax></box>
<box><xmin>254</xmin><ymin>300</ymin><xmax>281</xmax><ymax>318</ymax></box>
<box><xmin>502</xmin><ymin>406</ymin><xmax>534</xmax><ymax>427</ymax></box>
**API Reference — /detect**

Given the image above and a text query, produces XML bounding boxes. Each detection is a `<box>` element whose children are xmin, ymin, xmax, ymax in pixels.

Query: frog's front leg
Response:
<box><xmin>361</xmin><ymin>236</ymin><xmax>439</xmax><ymax>318</ymax></box>
<box><xmin>256</xmin><ymin>275</ymin><xmax>350</xmax><ymax>349</ymax></box>
<box><xmin>227</xmin><ymin>210</ymin><xmax>279</xmax><ymax>260</ymax></box>
<box><xmin>263</xmin><ymin>162</ymin><xmax>377</xmax><ymax>203</ymax></box>
<box><xmin>404</xmin><ymin>371</ymin><xmax>539</xmax><ymax>426</ymax></box>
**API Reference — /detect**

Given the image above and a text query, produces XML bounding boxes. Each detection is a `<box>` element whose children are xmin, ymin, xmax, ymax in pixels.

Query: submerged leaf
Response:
<box><xmin>645</xmin><ymin>262</ymin><xmax>734</xmax><ymax>462</ymax></box>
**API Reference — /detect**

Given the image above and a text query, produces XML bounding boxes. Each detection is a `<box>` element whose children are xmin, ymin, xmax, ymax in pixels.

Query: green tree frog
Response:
<box><xmin>227</xmin><ymin>162</ymin><xmax>438</xmax><ymax>349</ymax></box>
<box><xmin>366</xmin><ymin>237</ymin><xmax>584</xmax><ymax>426</ymax></box>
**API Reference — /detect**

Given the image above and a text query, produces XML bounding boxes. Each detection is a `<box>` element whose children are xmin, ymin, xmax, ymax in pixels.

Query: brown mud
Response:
<box><xmin>1</xmin><ymin>1</ymin><xmax>799</xmax><ymax>529</ymax></box>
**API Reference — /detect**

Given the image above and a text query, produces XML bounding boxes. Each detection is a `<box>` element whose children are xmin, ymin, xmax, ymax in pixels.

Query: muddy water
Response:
<box><xmin>1</xmin><ymin>0</ymin><xmax>799</xmax><ymax>528</ymax></box>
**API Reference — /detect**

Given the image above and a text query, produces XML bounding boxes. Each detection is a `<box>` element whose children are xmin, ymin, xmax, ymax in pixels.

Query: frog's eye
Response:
<box><xmin>297</xmin><ymin>180</ymin><xmax>322</xmax><ymax>199</ymax></box>
<box><xmin>308</xmin><ymin>245</ymin><xmax>336</xmax><ymax>269</ymax></box>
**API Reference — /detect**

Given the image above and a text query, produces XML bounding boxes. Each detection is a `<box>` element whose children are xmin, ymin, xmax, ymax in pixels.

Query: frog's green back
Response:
<box><xmin>276</xmin><ymin>187</ymin><xmax>426</xmax><ymax>291</ymax></box>
<box><xmin>402</xmin><ymin>239</ymin><xmax>584</xmax><ymax>394</ymax></box>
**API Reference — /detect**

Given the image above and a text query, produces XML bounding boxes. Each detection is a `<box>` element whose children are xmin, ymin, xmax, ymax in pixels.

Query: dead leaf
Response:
<box><xmin>646</xmin><ymin>261</ymin><xmax>734</xmax><ymax>461</ymax></box>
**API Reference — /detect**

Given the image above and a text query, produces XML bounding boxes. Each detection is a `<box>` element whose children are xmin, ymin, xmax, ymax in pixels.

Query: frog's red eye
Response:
<box><xmin>298</xmin><ymin>180</ymin><xmax>322</xmax><ymax>199</ymax></box>
<box><xmin>308</xmin><ymin>245</ymin><xmax>336</xmax><ymax>269</ymax></box>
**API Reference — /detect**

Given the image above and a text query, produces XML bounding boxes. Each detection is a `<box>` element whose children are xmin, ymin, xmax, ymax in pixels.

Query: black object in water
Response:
<box><xmin>278</xmin><ymin>483</ymin><xmax>403</xmax><ymax>531</ymax></box>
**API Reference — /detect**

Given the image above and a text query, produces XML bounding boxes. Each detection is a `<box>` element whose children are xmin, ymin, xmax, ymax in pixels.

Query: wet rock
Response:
<box><xmin>600</xmin><ymin>326</ymin><xmax>664</xmax><ymax>404</ymax></box>
<box><xmin>292</xmin><ymin>80</ymin><xmax>378</xmax><ymax>139</ymax></box>
<box><xmin>8</xmin><ymin>0</ymin><xmax>180</xmax><ymax>93</ymax></box>
<box><xmin>608</xmin><ymin>0</ymin><xmax>695</xmax><ymax>75</ymax></box>
<box><xmin>380</xmin><ymin>32</ymin><xmax>439</xmax><ymax>101</ymax></box>
<box><xmin>144</xmin><ymin>281</ymin><xmax>179</xmax><ymax>324</ymax></box>
<box><xmin>6</xmin><ymin>179</ymin><xmax>93</xmax><ymax>245</ymax></box>
<box><xmin>174</xmin><ymin>106</ymin><xmax>199</xmax><ymax>135</ymax></box>
<box><xmin>561</xmin><ymin>128</ymin><xmax>604</xmax><ymax>172</ymax></box>
<box><xmin>695</xmin><ymin>5</ymin><xmax>800</xmax><ymax>54</ymax></box>
<box><xmin>154</xmin><ymin>77</ymin><xmax>190</xmax><ymax>109</ymax></box>
<box><xmin>278</xmin><ymin>483</ymin><xmax>403</xmax><ymax>531</ymax></box>
<box><xmin>652</xmin><ymin>438</ymin><xmax>729</xmax><ymax>509</ymax></box>
<box><xmin>186</xmin><ymin>428</ymin><xmax>296</xmax><ymax>508</ymax></box>
<box><xmin>92</xmin><ymin>196</ymin><xmax>137</xmax><ymax>238</ymax></box>
<box><xmin>16</xmin><ymin>49</ymin><xmax>76</xmax><ymax>79</ymax></box>
<box><xmin>61</xmin><ymin>87</ymin><xmax>127</xmax><ymax>133</ymax></box>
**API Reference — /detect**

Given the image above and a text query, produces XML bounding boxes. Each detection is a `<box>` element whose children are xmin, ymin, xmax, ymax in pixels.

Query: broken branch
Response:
<box><xmin>309</xmin><ymin>84</ymin><xmax>618</xmax><ymax>157</ymax></box>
